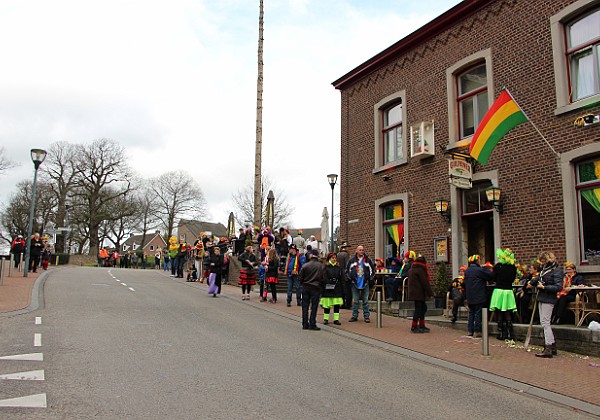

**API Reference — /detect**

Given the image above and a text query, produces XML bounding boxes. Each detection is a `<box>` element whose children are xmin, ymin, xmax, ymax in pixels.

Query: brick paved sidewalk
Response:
<box><xmin>2</xmin><ymin>271</ymin><xmax>599</xmax><ymax>413</ymax></box>
<box><xmin>0</xmin><ymin>267</ymin><xmax>41</xmax><ymax>313</ymax></box>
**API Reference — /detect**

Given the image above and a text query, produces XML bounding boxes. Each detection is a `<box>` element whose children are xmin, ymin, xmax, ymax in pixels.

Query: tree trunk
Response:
<box><xmin>253</xmin><ymin>0</ymin><xmax>264</xmax><ymax>230</ymax></box>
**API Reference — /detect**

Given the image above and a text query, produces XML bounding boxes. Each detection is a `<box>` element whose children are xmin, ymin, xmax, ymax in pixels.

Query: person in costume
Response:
<box><xmin>449</xmin><ymin>265</ymin><xmax>466</xmax><ymax>323</ymax></box>
<box><xmin>336</xmin><ymin>242</ymin><xmax>352</xmax><ymax>309</ymax></box>
<box><xmin>207</xmin><ymin>246</ymin><xmax>224</xmax><ymax>297</ymax></box>
<box><xmin>463</xmin><ymin>254</ymin><xmax>494</xmax><ymax>338</ymax></box>
<box><xmin>407</xmin><ymin>254</ymin><xmax>434</xmax><ymax>333</ymax></box>
<box><xmin>238</xmin><ymin>246</ymin><xmax>258</xmax><ymax>300</ymax></box>
<box><xmin>321</xmin><ymin>252</ymin><xmax>344</xmax><ymax>325</ymax></box>
<box><xmin>193</xmin><ymin>236</ymin><xmax>205</xmax><ymax>283</ymax></box>
<box><xmin>552</xmin><ymin>261</ymin><xmax>585</xmax><ymax>325</ymax></box>
<box><xmin>168</xmin><ymin>236</ymin><xmax>179</xmax><ymax>277</ymax></box>
<box><xmin>11</xmin><ymin>235</ymin><xmax>26</xmax><ymax>269</ymax></box>
<box><xmin>257</xmin><ymin>227</ymin><xmax>274</xmax><ymax>262</ymax></box>
<box><xmin>265</xmin><ymin>247</ymin><xmax>279</xmax><ymax>303</ymax></box>
<box><xmin>285</xmin><ymin>244</ymin><xmax>305</xmax><ymax>307</ymax></box>
<box><xmin>534</xmin><ymin>251</ymin><xmax>563</xmax><ymax>358</ymax></box>
<box><xmin>383</xmin><ymin>257</ymin><xmax>402</xmax><ymax>302</ymax></box>
<box><xmin>490</xmin><ymin>248</ymin><xmax>518</xmax><ymax>340</ymax></box>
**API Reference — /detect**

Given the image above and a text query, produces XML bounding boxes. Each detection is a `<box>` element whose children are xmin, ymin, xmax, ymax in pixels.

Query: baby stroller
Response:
<box><xmin>186</xmin><ymin>258</ymin><xmax>198</xmax><ymax>282</ymax></box>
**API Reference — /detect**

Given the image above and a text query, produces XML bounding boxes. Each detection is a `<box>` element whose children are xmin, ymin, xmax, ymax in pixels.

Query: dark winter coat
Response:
<box><xmin>536</xmin><ymin>263</ymin><xmax>563</xmax><ymax>304</ymax></box>
<box><xmin>299</xmin><ymin>258</ymin><xmax>325</xmax><ymax>290</ymax></box>
<box><xmin>209</xmin><ymin>253</ymin><xmax>224</xmax><ymax>274</ymax></box>
<box><xmin>322</xmin><ymin>263</ymin><xmax>344</xmax><ymax>298</ymax></box>
<box><xmin>238</xmin><ymin>251</ymin><xmax>258</xmax><ymax>271</ymax></box>
<box><xmin>29</xmin><ymin>238</ymin><xmax>44</xmax><ymax>257</ymax></box>
<box><xmin>346</xmin><ymin>254</ymin><xmax>375</xmax><ymax>289</ymax></box>
<box><xmin>266</xmin><ymin>257</ymin><xmax>279</xmax><ymax>278</ymax></box>
<box><xmin>336</xmin><ymin>250</ymin><xmax>350</xmax><ymax>281</ymax></box>
<box><xmin>464</xmin><ymin>263</ymin><xmax>494</xmax><ymax>305</ymax></box>
<box><xmin>407</xmin><ymin>260</ymin><xmax>433</xmax><ymax>302</ymax></box>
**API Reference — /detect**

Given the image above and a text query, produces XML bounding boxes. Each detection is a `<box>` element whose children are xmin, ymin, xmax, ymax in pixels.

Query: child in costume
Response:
<box><xmin>265</xmin><ymin>247</ymin><xmax>279</xmax><ymax>303</ymax></box>
<box><xmin>489</xmin><ymin>248</ymin><xmax>518</xmax><ymax>340</ymax></box>
<box><xmin>321</xmin><ymin>252</ymin><xmax>344</xmax><ymax>325</ymax></box>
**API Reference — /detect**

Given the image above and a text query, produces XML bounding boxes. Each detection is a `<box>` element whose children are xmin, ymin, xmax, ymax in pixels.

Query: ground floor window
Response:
<box><xmin>382</xmin><ymin>203</ymin><xmax>404</xmax><ymax>261</ymax></box>
<box><xmin>577</xmin><ymin>158</ymin><xmax>600</xmax><ymax>264</ymax></box>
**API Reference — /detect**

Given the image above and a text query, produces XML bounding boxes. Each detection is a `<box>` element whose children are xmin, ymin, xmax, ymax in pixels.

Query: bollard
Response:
<box><xmin>482</xmin><ymin>307</ymin><xmax>489</xmax><ymax>356</ymax></box>
<box><xmin>0</xmin><ymin>257</ymin><xmax>5</xmax><ymax>286</ymax></box>
<box><xmin>55</xmin><ymin>255</ymin><xmax>59</xmax><ymax>266</ymax></box>
<box><xmin>376</xmin><ymin>290</ymin><xmax>382</xmax><ymax>328</ymax></box>
<box><xmin>8</xmin><ymin>253</ymin><xmax>13</xmax><ymax>277</ymax></box>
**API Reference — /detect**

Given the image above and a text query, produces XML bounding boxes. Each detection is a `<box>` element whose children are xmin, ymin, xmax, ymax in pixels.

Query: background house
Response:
<box><xmin>122</xmin><ymin>231</ymin><xmax>167</xmax><ymax>255</ymax></box>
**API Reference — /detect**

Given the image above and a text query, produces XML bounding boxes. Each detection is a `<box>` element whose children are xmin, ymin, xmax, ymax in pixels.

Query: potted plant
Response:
<box><xmin>433</xmin><ymin>261</ymin><xmax>450</xmax><ymax>308</ymax></box>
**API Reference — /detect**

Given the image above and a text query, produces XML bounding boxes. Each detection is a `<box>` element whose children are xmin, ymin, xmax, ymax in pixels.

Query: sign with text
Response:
<box><xmin>448</xmin><ymin>159</ymin><xmax>472</xmax><ymax>179</ymax></box>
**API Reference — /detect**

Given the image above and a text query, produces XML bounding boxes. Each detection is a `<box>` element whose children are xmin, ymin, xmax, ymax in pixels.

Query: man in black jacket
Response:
<box><xmin>299</xmin><ymin>250</ymin><xmax>325</xmax><ymax>330</ymax></box>
<box><xmin>463</xmin><ymin>255</ymin><xmax>494</xmax><ymax>338</ymax></box>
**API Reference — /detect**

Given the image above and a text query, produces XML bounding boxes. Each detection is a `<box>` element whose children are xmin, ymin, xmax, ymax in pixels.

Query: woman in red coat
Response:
<box><xmin>407</xmin><ymin>255</ymin><xmax>434</xmax><ymax>333</ymax></box>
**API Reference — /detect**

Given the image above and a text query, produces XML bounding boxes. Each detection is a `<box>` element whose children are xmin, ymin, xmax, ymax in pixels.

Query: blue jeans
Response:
<box><xmin>468</xmin><ymin>303</ymin><xmax>483</xmax><ymax>333</ymax></box>
<box><xmin>351</xmin><ymin>285</ymin><xmax>370</xmax><ymax>319</ymax></box>
<box><xmin>287</xmin><ymin>275</ymin><xmax>302</xmax><ymax>305</ymax></box>
<box><xmin>301</xmin><ymin>286</ymin><xmax>321</xmax><ymax>328</ymax></box>
<box><xmin>384</xmin><ymin>276</ymin><xmax>403</xmax><ymax>301</ymax></box>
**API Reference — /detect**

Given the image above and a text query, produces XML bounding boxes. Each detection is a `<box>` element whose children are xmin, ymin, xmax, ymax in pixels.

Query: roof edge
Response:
<box><xmin>332</xmin><ymin>0</ymin><xmax>495</xmax><ymax>90</ymax></box>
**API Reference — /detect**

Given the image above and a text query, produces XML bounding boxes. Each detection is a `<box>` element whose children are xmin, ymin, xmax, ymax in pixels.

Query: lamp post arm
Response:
<box><xmin>23</xmin><ymin>168</ymin><xmax>39</xmax><ymax>277</ymax></box>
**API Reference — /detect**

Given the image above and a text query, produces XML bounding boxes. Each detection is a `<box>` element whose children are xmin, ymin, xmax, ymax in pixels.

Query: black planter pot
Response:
<box><xmin>433</xmin><ymin>296</ymin><xmax>446</xmax><ymax>309</ymax></box>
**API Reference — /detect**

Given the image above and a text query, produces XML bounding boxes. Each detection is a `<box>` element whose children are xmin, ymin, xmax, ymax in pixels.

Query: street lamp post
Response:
<box><xmin>327</xmin><ymin>174</ymin><xmax>338</xmax><ymax>254</ymax></box>
<box><xmin>24</xmin><ymin>149</ymin><xmax>47</xmax><ymax>278</ymax></box>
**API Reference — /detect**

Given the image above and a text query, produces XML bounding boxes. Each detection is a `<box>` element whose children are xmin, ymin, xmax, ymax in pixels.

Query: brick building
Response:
<box><xmin>333</xmin><ymin>0</ymin><xmax>600</xmax><ymax>281</ymax></box>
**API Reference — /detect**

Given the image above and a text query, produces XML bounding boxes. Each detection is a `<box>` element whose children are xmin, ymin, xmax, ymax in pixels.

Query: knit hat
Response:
<box><xmin>309</xmin><ymin>249</ymin><xmax>319</xmax><ymax>257</ymax></box>
<box><xmin>327</xmin><ymin>252</ymin><xmax>336</xmax><ymax>261</ymax></box>
<box><xmin>468</xmin><ymin>254</ymin><xmax>481</xmax><ymax>263</ymax></box>
<box><xmin>459</xmin><ymin>265</ymin><xmax>467</xmax><ymax>271</ymax></box>
<box><xmin>404</xmin><ymin>250</ymin><xmax>416</xmax><ymax>260</ymax></box>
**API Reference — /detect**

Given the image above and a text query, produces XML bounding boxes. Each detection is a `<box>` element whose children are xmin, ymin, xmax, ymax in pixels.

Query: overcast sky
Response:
<box><xmin>0</xmin><ymin>0</ymin><xmax>461</xmax><ymax>234</ymax></box>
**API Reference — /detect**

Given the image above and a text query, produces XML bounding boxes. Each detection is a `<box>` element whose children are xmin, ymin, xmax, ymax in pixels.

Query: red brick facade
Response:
<box><xmin>334</xmin><ymin>0</ymin><xmax>600</xmax><ymax>281</ymax></box>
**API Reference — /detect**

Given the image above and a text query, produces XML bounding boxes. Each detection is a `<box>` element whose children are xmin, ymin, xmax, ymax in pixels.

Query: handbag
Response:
<box><xmin>451</xmin><ymin>287</ymin><xmax>463</xmax><ymax>301</ymax></box>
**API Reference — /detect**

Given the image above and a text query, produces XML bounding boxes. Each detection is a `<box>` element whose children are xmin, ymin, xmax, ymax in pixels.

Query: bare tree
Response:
<box><xmin>253</xmin><ymin>0</ymin><xmax>265</xmax><ymax>229</ymax></box>
<box><xmin>0</xmin><ymin>147</ymin><xmax>17</xmax><ymax>176</ymax></box>
<box><xmin>231</xmin><ymin>176</ymin><xmax>294</xmax><ymax>230</ymax></box>
<box><xmin>150</xmin><ymin>170</ymin><xmax>207</xmax><ymax>240</ymax></box>
<box><xmin>41</xmin><ymin>141</ymin><xmax>80</xmax><ymax>253</ymax></box>
<box><xmin>71</xmin><ymin>139</ymin><xmax>133</xmax><ymax>257</ymax></box>
<box><xmin>0</xmin><ymin>181</ymin><xmax>56</xmax><ymax>246</ymax></box>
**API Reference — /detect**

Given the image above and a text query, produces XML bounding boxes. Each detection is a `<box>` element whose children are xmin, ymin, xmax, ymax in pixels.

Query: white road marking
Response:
<box><xmin>0</xmin><ymin>393</ymin><xmax>47</xmax><ymax>408</ymax></box>
<box><xmin>0</xmin><ymin>353</ymin><xmax>43</xmax><ymax>361</ymax></box>
<box><xmin>128</xmin><ymin>287</ymin><xmax>135</xmax><ymax>292</ymax></box>
<box><xmin>34</xmin><ymin>334</ymin><xmax>42</xmax><ymax>347</ymax></box>
<box><xmin>35</xmin><ymin>317</ymin><xmax>42</xmax><ymax>325</ymax></box>
<box><xmin>0</xmin><ymin>369</ymin><xmax>45</xmax><ymax>381</ymax></box>
<box><xmin>121</xmin><ymin>283</ymin><xmax>127</xmax><ymax>286</ymax></box>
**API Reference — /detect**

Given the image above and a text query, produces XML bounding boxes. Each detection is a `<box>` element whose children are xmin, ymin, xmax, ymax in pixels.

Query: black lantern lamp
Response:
<box><xmin>485</xmin><ymin>186</ymin><xmax>504</xmax><ymax>214</ymax></box>
<box><xmin>435</xmin><ymin>198</ymin><xmax>451</xmax><ymax>223</ymax></box>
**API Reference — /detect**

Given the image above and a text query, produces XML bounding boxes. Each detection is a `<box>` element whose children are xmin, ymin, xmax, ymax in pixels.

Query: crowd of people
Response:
<box><xmin>10</xmin><ymin>233</ymin><xmax>52</xmax><ymax>273</ymax></box>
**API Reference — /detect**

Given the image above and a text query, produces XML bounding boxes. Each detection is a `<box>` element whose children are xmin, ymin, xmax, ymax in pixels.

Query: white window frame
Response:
<box><xmin>374</xmin><ymin>193</ymin><xmax>409</xmax><ymax>260</ymax></box>
<box><xmin>561</xmin><ymin>143</ymin><xmax>600</xmax><ymax>272</ymax></box>
<box><xmin>373</xmin><ymin>90</ymin><xmax>407</xmax><ymax>172</ymax></box>
<box><xmin>446</xmin><ymin>49</ymin><xmax>494</xmax><ymax>150</ymax></box>
<box><xmin>551</xmin><ymin>0</ymin><xmax>600</xmax><ymax>115</ymax></box>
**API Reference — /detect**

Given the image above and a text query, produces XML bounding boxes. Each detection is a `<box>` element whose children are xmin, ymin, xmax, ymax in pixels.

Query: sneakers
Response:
<box><xmin>473</xmin><ymin>332</ymin><xmax>482</xmax><ymax>338</ymax></box>
<box><xmin>349</xmin><ymin>317</ymin><xmax>358</xmax><ymax>322</ymax></box>
<box><xmin>323</xmin><ymin>320</ymin><xmax>329</xmax><ymax>325</ymax></box>
<box><xmin>333</xmin><ymin>320</ymin><xmax>341</xmax><ymax>325</ymax></box>
<box><xmin>411</xmin><ymin>326</ymin><xmax>424</xmax><ymax>333</ymax></box>
<box><xmin>268</xmin><ymin>298</ymin><xmax>276</xmax><ymax>304</ymax></box>
<box><xmin>364</xmin><ymin>318</ymin><xmax>370</xmax><ymax>323</ymax></box>
<box><xmin>287</xmin><ymin>302</ymin><xmax>291</xmax><ymax>307</ymax></box>
<box><xmin>242</xmin><ymin>295</ymin><xmax>247</xmax><ymax>301</ymax></box>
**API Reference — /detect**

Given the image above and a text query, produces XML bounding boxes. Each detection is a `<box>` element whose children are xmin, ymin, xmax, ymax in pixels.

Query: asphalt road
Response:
<box><xmin>0</xmin><ymin>267</ymin><xmax>594</xmax><ymax>419</ymax></box>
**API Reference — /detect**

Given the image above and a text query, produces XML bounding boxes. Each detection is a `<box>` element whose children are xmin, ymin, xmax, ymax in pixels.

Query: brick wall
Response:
<box><xmin>337</xmin><ymin>0</ymin><xmax>600</xmax><ymax>281</ymax></box>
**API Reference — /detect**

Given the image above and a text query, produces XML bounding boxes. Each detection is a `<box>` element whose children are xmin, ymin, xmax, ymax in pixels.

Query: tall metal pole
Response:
<box><xmin>330</xmin><ymin>185</ymin><xmax>334</xmax><ymax>253</ymax></box>
<box><xmin>253</xmin><ymin>0</ymin><xmax>264</xmax><ymax>230</ymax></box>
<box><xmin>23</xmin><ymin>165</ymin><xmax>40</xmax><ymax>278</ymax></box>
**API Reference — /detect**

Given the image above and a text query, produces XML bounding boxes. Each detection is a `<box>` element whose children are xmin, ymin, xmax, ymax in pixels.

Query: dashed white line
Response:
<box><xmin>35</xmin><ymin>317</ymin><xmax>42</xmax><ymax>325</ymax></box>
<box><xmin>128</xmin><ymin>287</ymin><xmax>135</xmax><ymax>292</ymax></box>
<box><xmin>121</xmin><ymin>283</ymin><xmax>127</xmax><ymax>287</ymax></box>
<box><xmin>34</xmin><ymin>334</ymin><xmax>42</xmax><ymax>347</ymax></box>
<box><xmin>0</xmin><ymin>353</ymin><xmax>43</xmax><ymax>361</ymax></box>
<box><xmin>0</xmin><ymin>369</ymin><xmax>45</xmax><ymax>381</ymax></box>
<box><xmin>0</xmin><ymin>393</ymin><xmax>47</xmax><ymax>408</ymax></box>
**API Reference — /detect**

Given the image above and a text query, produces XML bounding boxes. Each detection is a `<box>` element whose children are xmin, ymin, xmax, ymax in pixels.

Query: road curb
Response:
<box><xmin>0</xmin><ymin>270</ymin><xmax>48</xmax><ymax>317</ymax></box>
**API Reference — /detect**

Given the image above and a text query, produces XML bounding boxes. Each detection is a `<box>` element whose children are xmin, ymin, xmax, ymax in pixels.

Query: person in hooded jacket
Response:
<box><xmin>534</xmin><ymin>251</ymin><xmax>563</xmax><ymax>358</ymax></box>
<box><xmin>407</xmin><ymin>255</ymin><xmax>434</xmax><ymax>333</ymax></box>
<box><xmin>463</xmin><ymin>254</ymin><xmax>494</xmax><ymax>338</ymax></box>
<box><xmin>320</xmin><ymin>252</ymin><xmax>344</xmax><ymax>325</ymax></box>
<box><xmin>11</xmin><ymin>235</ymin><xmax>26</xmax><ymax>269</ymax></box>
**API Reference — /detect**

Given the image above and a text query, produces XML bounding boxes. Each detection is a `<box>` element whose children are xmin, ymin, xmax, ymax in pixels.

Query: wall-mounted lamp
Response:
<box><xmin>485</xmin><ymin>186</ymin><xmax>504</xmax><ymax>214</ymax></box>
<box><xmin>434</xmin><ymin>198</ymin><xmax>451</xmax><ymax>223</ymax></box>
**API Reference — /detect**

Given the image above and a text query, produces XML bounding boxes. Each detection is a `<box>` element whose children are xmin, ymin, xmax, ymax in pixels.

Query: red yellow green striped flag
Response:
<box><xmin>469</xmin><ymin>89</ymin><xmax>528</xmax><ymax>165</ymax></box>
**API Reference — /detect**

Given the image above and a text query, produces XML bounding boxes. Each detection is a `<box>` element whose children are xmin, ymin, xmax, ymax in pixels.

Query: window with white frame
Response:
<box><xmin>457</xmin><ymin>63</ymin><xmax>489</xmax><ymax>139</ymax></box>
<box><xmin>576</xmin><ymin>158</ymin><xmax>600</xmax><ymax>264</ymax></box>
<box><xmin>567</xmin><ymin>8</ymin><xmax>600</xmax><ymax>101</ymax></box>
<box><xmin>382</xmin><ymin>202</ymin><xmax>404</xmax><ymax>261</ymax></box>
<box><xmin>382</xmin><ymin>102</ymin><xmax>403</xmax><ymax>164</ymax></box>
<box><xmin>374</xmin><ymin>91</ymin><xmax>407</xmax><ymax>170</ymax></box>
<box><xmin>551</xmin><ymin>1</ymin><xmax>600</xmax><ymax>113</ymax></box>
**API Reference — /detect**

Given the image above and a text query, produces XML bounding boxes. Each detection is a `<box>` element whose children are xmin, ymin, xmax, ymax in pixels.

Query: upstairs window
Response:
<box><xmin>567</xmin><ymin>8</ymin><xmax>600</xmax><ymax>101</ymax></box>
<box><xmin>457</xmin><ymin>63</ymin><xmax>488</xmax><ymax>139</ymax></box>
<box><xmin>382</xmin><ymin>102</ymin><xmax>403</xmax><ymax>164</ymax></box>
